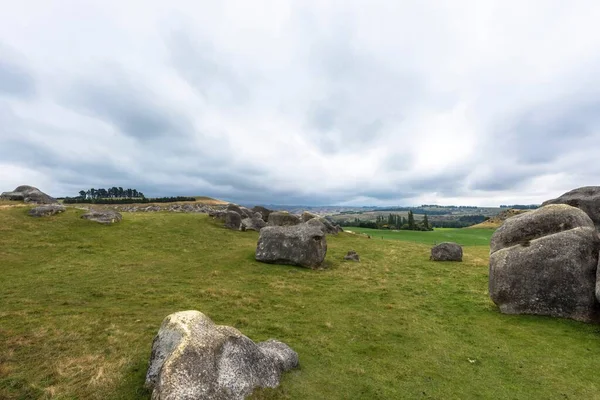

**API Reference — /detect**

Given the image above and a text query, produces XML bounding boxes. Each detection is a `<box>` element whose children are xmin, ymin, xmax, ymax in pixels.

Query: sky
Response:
<box><xmin>1</xmin><ymin>0</ymin><xmax>600</xmax><ymax>206</ymax></box>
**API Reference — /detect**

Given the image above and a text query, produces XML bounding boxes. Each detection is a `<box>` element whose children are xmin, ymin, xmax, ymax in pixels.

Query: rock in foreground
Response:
<box><xmin>430</xmin><ymin>242</ymin><xmax>463</xmax><ymax>261</ymax></box>
<box><xmin>81</xmin><ymin>209</ymin><xmax>122</xmax><ymax>224</ymax></box>
<box><xmin>255</xmin><ymin>224</ymin><xmax>327</xmax><ymax>268</ymax></box>
<box><xmin>28</xmin><ymin>204</ymin><xmax>66</xmax><ymax>217</ymax></box>
<box><xmin>489</xmin><ymin>204</ymin><xmax>600</xmax><ymax>323</ymax></box>
<box><xmin>145</xmin><ymin>310</ymin><xmax>299</xmax><ymax>400</ymax></box>
<box><xmin>1</xmin><ymin>185</ymin><xmax>56</xmax><ymax>204</ymax></box>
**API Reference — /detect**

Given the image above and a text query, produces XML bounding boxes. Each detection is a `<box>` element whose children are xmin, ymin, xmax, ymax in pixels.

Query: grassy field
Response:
<box><xmin>1</xmin><ymin>207</ymin><xmax>600</xmax><ymax>399</ymax></box>
<box><xmin>345</xmin><ymin>226</ymin><xmax>495</xmax><ymax>246</ymax></box>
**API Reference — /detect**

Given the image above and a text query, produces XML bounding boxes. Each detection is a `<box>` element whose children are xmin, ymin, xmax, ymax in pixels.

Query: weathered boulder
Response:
<box><xmin>430</xmin><ymin>242</ymin><xmax>463</xmax><ymax>261</ymax></box>
<box><xmin>344</xmin><ymin>250</ymin><xmax>360</xmax><ymax>262</ymax></box>
<box><xmin>267</xmin><ymin>211</ymin><xmax>301</xmax><ymax>227</ymax></box>
<box><xmin>28</xmin><ymin>204</ymin><xmax>66</xmax><ymax>217</ymax></box>
<box><xmin>255</xmin><ymin>224</ymin><xmax>327</xmax><ymax>268</ymax></box>
<box><xmin>145</xmin><ymin>310</ymin><xmax>298</xmax><ymax>400</ymax></box>
<box><xmin>81</xmin><ymin>209</ymin><xmax>122</xmax><ymax>224</ymax></box>
<box><xmin>489</xmin><ymin>204</ymin><xmax>600</xmax><ymax>323</ymax></box>
<box><xmin>224</xmin><ymin>210</ymin><xmax>242</xmax><ymax>230</ymax></box>
<box><xmin>305</xmin><ymin>217</ymin><xmax>339</xmax><ymax>235</ymax></box>
<box><xmin>543</xmin><ymin>186</ymin><xmax>600</xmax><ymax>230</ymax></box>
<box><xmin>1</xmin><ymin>185</ymin><xmax>56</xmax><ymax>204</ymax></box>
<box><xmin>241</xmin><ymin>217</ymin><xmax>267</xmax><ymax>232</ymax></box>
<box><xmin>239</xmin><ymin>206</ymin><xmax>255</xmax><ymax>219</ymax></box>
<box><xmin>301</xmin><ymin>211</ymin><xmax>318</xmax><ymax>222</ymax></box>
<box><xmin>252</xmin><ymin>206</ymin><xmax>272</xmax><ymax>222</ymax></box>
<box><xmin>209</xmin><ymin>209</ymin><xmax>227</xmax><ymax>221</ymax></box>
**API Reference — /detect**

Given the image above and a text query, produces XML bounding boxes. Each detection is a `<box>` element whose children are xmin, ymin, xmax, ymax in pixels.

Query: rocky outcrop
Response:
<box><xmin>81</xmin><ymin>209</ymin><xmax>122</xmax><ymax>224</ymax></box>
<box><xmin>1</xmin><ymin>185</ymin><xmax>56</xmax><ymax>204</ymax></box>
<box><xmin>28</xmin><ymin>204</ymin><xmax>66</xmax><ymax>217</ymax></box>
<box><xmin>301</xmin><ymin>211</ymin><xmax>318</xmax><ymax>222</ymax></box>
<box><xmin>489</xmin><ymin>204</ymin><xmax>600</xmax><ymax>323</ymax></box>
<box><xmin>543</xmin><ymin>186</ymin><xmax>600</xmax><ymax>230</ymax></box>
<box><xmin>241</xmin><ymin>217</ymin><xmax>267</xmax><ymax>232</ymax></box>
<box><xmin>255</xmin><ymin>224</ymin><xmax>327</xmax><ymax>268</ymax></box>
<box><xmin>344</xmin><ymin>250</ymin><xmax>360</xmax><ymax>262</ymax></box>
<box><xmin>146</xmin><ymin>310</ymin><xmax>298</xmax><ymax>400</ymax></box>
<box><xmin>224</xmin><ymin>210</ymin><xmax>242</xmax><ymax>230</ymax></box>
<box><xmin>305</xmin><ymin>217</ymin><xmax>340</xmax><ymax>235</ymax></box>
<box><xmin>267</xmin><ymin>211</ymin><xmax>301</xmax><ymax>227</ymax></box>
<box><xmin>430</xmin><ymin>242</ymin><xmax>463</xmax><ymax>261</ymax></box>
<box><xmin>252</xmin><ymin>206</ymin><xmax>272</xmax><ymax>222</ymax></box>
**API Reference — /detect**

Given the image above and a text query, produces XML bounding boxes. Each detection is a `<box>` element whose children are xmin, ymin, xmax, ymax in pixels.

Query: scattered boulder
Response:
<box><xmin>241</xmin><ymin>217</ymin><xmax>267</xmax><ymax>232</ymax></box>
<box><xmin>267</xmin><ymin>211</ymin><xmax>301</xmax><ymax>227</ymax></box>
<box><xmin>543</xmin><ymin>186</ymin><xmax>600</xmax><ymax>230</ymax></box>
<box><xmin>1</xmin><ymin>185</ymin><xmax>56</xmax><ymax>204</ymax></box>
<box><xmin>306</xmin><ymin>217</ymin><xmax>340</xmax><ymax>235</ymax></box>
<box><xmin>252</xmin><ymin>206</ymin><xmax>272</xmax><ymax>222</ymax></box>
<box><xmin>209</xmin><ymin>209</ymin><xmax>227</xmax><ymax>220</ymax></box>
<box><xmin>145</xmin><ymin>310</ymin><xmax>299</xmax><ymax>400</ymax></box>
<box><xmin>344</xmin><ymin>250</ymin><xmax>360</xmax><ymax>262</ymax></box>
<box><xmin>301</xmin><ymin>211</ymin><xmax>318</xmax><ymax>222</ymax></box>
<box><xmin>239</xmin><ymin>206</ymin><xmax>255</xmax><ymax>219</ymax></box>
<box><xmin>430</xmin><ymin>242</ymin><xmax>463</xmax><ymax>261</ymax></box>
<box><xmin>255</xmin><ymin>224</ymin><xmax>327</xmax><ymax>268</ymax></box>
<box><xmin>224</xmin><ymin>210</ymin><xmax>242</xmax><ymax>230</ymax></box>
<box><xmin>489</xmin><ymin>204</ymin><xmax>600</xmax><ymax>323</ymax></box>
<box><xmin>81</xmin><ymin>209</ymin><xmax>122</xmax><ymax>224</ymax></box>
<box><xmin>28</xmin><ymin>204</ymin><xmax>66</xmax><ymax>217</ymax></box>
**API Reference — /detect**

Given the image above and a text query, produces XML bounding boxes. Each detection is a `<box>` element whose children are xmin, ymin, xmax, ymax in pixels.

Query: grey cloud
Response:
<box><xmin>63</xmin><ymin>70</ymin><xmax>190</xmax><ymax>140</ymax></box>
<box><xmin>0</xmin><ymin>45</ymin><xmax>36</xmax><ymax>98</ymax></box>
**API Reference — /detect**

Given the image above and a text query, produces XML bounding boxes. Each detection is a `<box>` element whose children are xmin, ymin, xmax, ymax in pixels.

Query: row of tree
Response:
<box><xmin>342</xmin><ymin>211</ymin><xmax>433</xmax><ymax>231</ymax></box>
<box><xmin>77</xmin><ymin>187</ymin><xmax>145</xmax><ymax>200</ymax></box>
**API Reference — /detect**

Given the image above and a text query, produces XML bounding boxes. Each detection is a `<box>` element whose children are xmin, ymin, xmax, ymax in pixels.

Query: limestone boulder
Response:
<box><xmin>252</xmin><ymin>206</ymin><xmax>272</xmax><ymax>222</ymax></box>
<box><xmin>28</xmin><ymin>204</ymin><xmax>66</xmax><ymax>217</ymax></box>
<box><xmin>305</xmin><ymin>217</ymin><xmax>340</xmax><ymax>235</ymax></box>
<box><xmin>430</xmin><ymin>242</ymin><xmax>463</xmax><ymax>261</ymax></box>
<box><xmin>145</xmin><ymin>310</ymin><xmax>299</xmax><ymax>400</ymax></box>
<box><xmin>543</xmin><ymin>186</ymin><xmax>600</xmax><ymax>230</ymax></box>
<box><xmin>489</xmin><ymin>204</ymin><xmax>600</xmax><ymax>323</ymax></box>
<box><xmin>224</xmin><ymin>210</ymin><xmax>242</xmax><ymax>230</ymax></box>
<box><xmin>267</xmin><ymin>211</ymin><xmax>301</xmax><ymax>227</ymax></box>
<box><xmin>255</xmin><ymin>224</ymin><xmax>327</xmax><ymax>268</ymax></box>
<box><xmin>81</xmin><ymin>209</ymin><xmax>122</xmax><ymax>224</ymax></box>
<box><xmin>1</xmin><ymin>185</ymin><xmax>56</xmax><ymax>204</ymax></box>
<box><xmin>241</xmin><ymin>217</ymin><xmax>267</xmax><ymax>232</ymax></box>
<box><xmin>301</xmin><ymin>211</ymin><xmax>318</xmax><ymax>222</ymax></box>
<box><xmin>344</xmin><ymin>250</ymin><xmax>360</xmax><ymax>262</ymax></box>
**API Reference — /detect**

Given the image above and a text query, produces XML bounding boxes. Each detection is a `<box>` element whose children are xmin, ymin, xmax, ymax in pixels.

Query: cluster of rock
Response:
<box><xmin>110</xmin><ymin>203</ymin><xmax>222</xmax><ymax>214</ymax></box>
<box><xmin>0</xmin><ymin>185</ymin><xmax>56</xmax><ymax>204</ymax></box>
<box><xmin>489</xmin><ymin>186</ymin><xmax>600</xmax><ymax>323</ymax></box>
<box><xmin>146</xmin><ymin>310</ymin><xmax>298</xmax><ymax>400</ymax></box>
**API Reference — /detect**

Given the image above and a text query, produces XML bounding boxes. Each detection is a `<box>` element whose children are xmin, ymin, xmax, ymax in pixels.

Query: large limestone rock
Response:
<box><xmin>252</xmin><ymin>206</ymin><xmax>272</xmax><ymax>222</ymax></box>
<box><xmin>146</xmin><ymin>311</ymin><xmax>299</xmax><ymax>400</ymax></box>
<box><xmin>489</xmin><ymin>204</ymin><xmax>600</xmax><ymax>323</ymax></box>
<box><xmin>227</xmin><ymin>203</ymin><xmax>254</xmax><ymax>219</ymax></box>
<box><xmin>255</xmin><ymin>224</ymin><xmax>327</xmax><ymax>268</ymax></box>
<box><xmin>224</xmin><ymin>210</ymin><xmax>242</xmax><ymax>230</ymax></box>
<box><xmin>301</xmin><ymin>211</ymin><xmax>318</xmax><ymax>222</ymax></box>
<box><xmin>241</xmin><ymin>217</ymin><xmax>267</xmax><ymax>232</ymax></box>
<box><xmin>430</xmin><ymin>242</ymin><xmax>463</xmax><ymax>261</ymax></box>
<box><xmin>543</xmin><ymin>186</ymin><xmax>600</xmax><ymax>230</ymax></box>
<box><xmin>81</xmin><ymin>209</ymin><xmax>122</xmax><ymax>224</ymax></box>
<box><xmin>28</xmin><ymin>204</ymin><xmax>66</xmax><ymax>217</ymax></box>
<box><xmin>267</xmin><ymin>211</ymin><xmax>301</xmax><ymax>227</ymax></box>
<box><xmin>1</xmin><ymin>185</ymin><xmax>56</xmax><ymax>204</ymax></box>
<box><xmin>305</xmin><ymin>217</ymin><xmax>340</xmax><ymax>235</ymax></box>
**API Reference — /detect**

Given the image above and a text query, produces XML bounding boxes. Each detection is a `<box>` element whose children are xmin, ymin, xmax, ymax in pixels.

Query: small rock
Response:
<box><xmin>224</xmin><ymin>210</ymin><xmax>242</xmax><ymax>230</ymax></box>
<box><xmin>430</xmin><ymin>242</ymin><xmax>462</xmax><ymax>261</ymax></box>
<box><xmin>344</xmin><ymin>250</ymin><xmax>360</xmax><ymax>262</ymax></box>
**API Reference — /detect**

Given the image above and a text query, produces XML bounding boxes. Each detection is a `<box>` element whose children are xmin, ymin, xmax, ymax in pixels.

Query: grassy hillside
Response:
<box><xmin>1</xmin><ymin>208</ymin><xmax>600</xmax><ymax>399</ymax></box>
<box><xmin>345</xmin><ymin>227</ymin><xmax>495</xmax><ymax>246</ymax></box>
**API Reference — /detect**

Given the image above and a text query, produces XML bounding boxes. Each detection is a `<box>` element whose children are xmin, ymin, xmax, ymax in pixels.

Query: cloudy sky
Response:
<box><xmin>1</xmin><ymin>0</ymin><xmax>599</xmax><ymax>206</ymax></box>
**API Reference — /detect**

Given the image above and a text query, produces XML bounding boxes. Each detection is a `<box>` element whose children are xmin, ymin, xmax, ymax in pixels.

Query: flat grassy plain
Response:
<box><xmin>345</xmin><ymin>226</ymin><xmax>495</xmax><ymax>246</ymax></box>
<box><xmin>1</xmin><ymin>207</ymin><xmax>600</xmax><ymax>399</ymax></box>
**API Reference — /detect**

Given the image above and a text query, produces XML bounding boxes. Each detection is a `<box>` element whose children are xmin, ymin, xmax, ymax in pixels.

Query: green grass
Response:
<box><xmin>1</xmin><ymin>207</ymin><xmax>600</xmax><ymax>399</ymax></box>
<box><xmin>345</xmin><ymin>226</ymin><xmax>495</xmax><ymax>246</ymax></box>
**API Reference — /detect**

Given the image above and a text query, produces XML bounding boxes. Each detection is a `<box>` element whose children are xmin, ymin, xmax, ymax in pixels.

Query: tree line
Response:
<box><xmin>342</xmin><ymin>211</ymin><xmax>433</xmax><ymax>231</ymax></box>
<box><xmin>62</xmin><ymin>187</ymin><xmax>196</xmax><ymax>204</ymax></box>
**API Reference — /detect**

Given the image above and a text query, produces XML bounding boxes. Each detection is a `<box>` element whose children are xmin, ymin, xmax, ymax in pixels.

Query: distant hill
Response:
<box><xmin>193</xmin><ymin>196</ymin><xmax>229</xmax><ymax>205</ymax></box>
